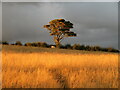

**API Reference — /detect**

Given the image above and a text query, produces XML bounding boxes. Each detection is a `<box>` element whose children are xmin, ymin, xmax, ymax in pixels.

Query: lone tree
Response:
<box><xmin>43</xmin><ymin>19</ymin><xmax>77</xmax><ymax>48</ymax></box>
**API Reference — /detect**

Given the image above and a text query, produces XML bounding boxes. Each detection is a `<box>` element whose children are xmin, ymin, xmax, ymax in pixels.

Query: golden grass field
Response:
<box><xmin>2</xmin><ymin>45</ymin><xmax>118</xmax><ymax>88</ymax></box>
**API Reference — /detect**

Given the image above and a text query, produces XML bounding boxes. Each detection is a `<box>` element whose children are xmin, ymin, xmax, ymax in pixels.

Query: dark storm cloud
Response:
<box><xmin>60</xmin><ymin>3</ymin><xmax>118</xmax><ymax>48</ymax></box>
<box><xmin>2</xmin><ymin>2</ymin><xmax>118</xmax><ymax>49</ymax></box>
<box><xmin>2</xmin><ymin>2</ymin><xmax>64</xmax><ymax>43</ymax></box>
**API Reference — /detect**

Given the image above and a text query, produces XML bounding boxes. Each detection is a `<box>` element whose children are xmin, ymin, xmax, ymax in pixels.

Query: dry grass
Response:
<box><xmin>2</xmin><ymin>45</ymin><xmax>118</xmax><ymax>88</ymax></box>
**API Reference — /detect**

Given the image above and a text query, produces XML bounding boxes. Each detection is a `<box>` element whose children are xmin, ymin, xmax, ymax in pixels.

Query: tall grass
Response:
<box><xmin>2</xmin><ymin>45</ymin><xmax>118</xmax><ymax>88</ymax></box>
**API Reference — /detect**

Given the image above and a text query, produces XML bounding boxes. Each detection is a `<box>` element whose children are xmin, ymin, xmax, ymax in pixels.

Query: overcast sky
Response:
<box><xmin>1</xmin><ymin>0</ymin><xmax>119</xmax><ymax>2</ymax></box>
<box><xmin>2</xmin><ymin>2</ymin><xmax>118</xmax><ymax>49</ymax></box>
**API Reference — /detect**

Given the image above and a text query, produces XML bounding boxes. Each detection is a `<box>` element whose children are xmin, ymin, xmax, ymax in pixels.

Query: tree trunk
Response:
<box><xmin>56</xmin><ymin>41</ymin><xmax>60</xmax><ymax>48</ymax></box>
<box><xmin>54</xmin><ymin>36</ymin><xmax>60</xmax><ymax>48</ymax></box>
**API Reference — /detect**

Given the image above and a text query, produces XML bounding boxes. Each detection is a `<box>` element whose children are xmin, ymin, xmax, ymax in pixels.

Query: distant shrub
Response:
<box><xmin>113</xmin><ymin>49</ymin><xmax>119</xmax><ymax>52</ymax></box>
<box><xmin>64</xmin><ymin>44</ymin><xmax>72</xmax><ymax>49</ymax></box>
<box><xmin>24</xmin><ymin>42</ymin><xmax>32</xmax><ymax>46</ymax></box>
<box><xmin>100</xmin><ymin>48</ymin><xmax>109</xmax><ymax>52</ymax></box>
<box><xmin>10</xmin><ymin>41</ymin><xmax>119</xmax><ymax>53</ymax></box>
<box><xmin>106</xmin><ymin>47</ymin><xmax>119</xmax><ymax>52</ymax></box>
<box><xmin>15</xmin><ymin>41</ymin><xmax>22</xmax><ymax>46</ymax></box>
<box><xmin>40</xmin><ymin>42</ymin><xmax>48</xmax><ymax>47</ymax></box>
<box><xmin>59</xmin><ymin>45</ymin><xmax>64</xmax><ymax>49</ymax></box>
<box><xmin>79</xmin><ymin>45</ymin><xmax>86</xmax><ymax>50</ymax></box>
<box><xmin>11</xmin><ymin>43</ymin><xmax>15</xmax><ymax>45</ymax></box>
<box><xmin>72</xmin><ymin>44</ymin><xmax>81</xmax><ymax>50</ymax></box>
<box><xmin>25</xmin><ymin>42</ymin><xmax>48</xmax><ymax>48</ymax></box>
<box><xmin>2</xmin><ymin>41</ymin><xmax>9</xmax><ymax>45</ymax></box>
<box><xmin>85</xmin><ymin>45</ymin><xmax>91</xmax><ymax>51</ymax></box>
<box><xmin>36</xmin><ymin>42</ymin><xmax>42</xmax><ymax>47</ymax></box>
<box><xmin>90</xmin><ymin>46</ymin><xmax>94</xmax><ymax>51</ymax></box>
<box><xmin>31</xmin><ymin>42</ymin><xmax>38</xmax><ymax>47</ymax></box>
<box><xmin>107</xmin><ymin>47</ymin><xmax>113</xmax><ymax>52</ymax></box>
<box><xmin>93</xmin><ymin>46</ymin><xmax>101</xmax><ymax>51</ymax></box>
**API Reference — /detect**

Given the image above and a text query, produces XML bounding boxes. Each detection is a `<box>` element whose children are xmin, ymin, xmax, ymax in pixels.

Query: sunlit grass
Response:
<box><xmin>2</xmin><ymin>45</ymin><xmax>118</xmax><ymax>88</ymax></box>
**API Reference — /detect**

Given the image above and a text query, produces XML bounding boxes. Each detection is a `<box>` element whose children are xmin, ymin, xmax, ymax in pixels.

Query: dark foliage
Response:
<box><xmin>64</xmin><ymin>44</ymin><xmax>72</xmax><ymax>49</ymax></box>
<box><xmin>1</xmin><ymin>41</ymin><xmax>9</xmax><ymax>45</ymax></box>
<box><xmin>24</xmin><ymin>42</ymin><xmax>32</xmax><ymax>46</ymax></box>
<box><xmin>43</xmin><ymin>19</ymin><xmax>77</xmax><ymax>48</ymax></box>
<box><xmin>72</xmin><ymin>44</ymin><xmax>81</xmax><ymax>50</ymax></box>
<box><xmin>15</xmin><ymin>41</ymin><xmax>22</xmax><ymax>46</ymax></box>
<box><xmin>2</xmin><ymin>41</ymin><xmax>119</xmax><ymax>53</ymax></box>
<box><xmin>25</xmin><ymin>42</ymin><xmax>49</xmax><ymax>48</ymax></box>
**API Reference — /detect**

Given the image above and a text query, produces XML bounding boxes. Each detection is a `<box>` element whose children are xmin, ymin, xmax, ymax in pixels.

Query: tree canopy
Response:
<box><xmin>43</xmin><ymin>19</ymin><xmax>77</xmax><ymax>48</ymax></box>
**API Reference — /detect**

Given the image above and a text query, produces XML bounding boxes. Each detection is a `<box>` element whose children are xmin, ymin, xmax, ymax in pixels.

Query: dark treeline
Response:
<box><xmin>1</xmin><ymin>41</ymin><xmax>119</xmax><ymax>53</ymax></box>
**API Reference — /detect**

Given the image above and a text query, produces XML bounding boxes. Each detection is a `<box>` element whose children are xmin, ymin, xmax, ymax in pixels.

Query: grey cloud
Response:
<box><xmin>2</xmin><ymin>0</ymin><xmax>119</xmax><ymax>2</ymax></box>
<box><xmin>2</xmin><ymin>2</ymin><xmax>118</xmax><ymax>49</ymax></box>
<box><xmin>59</xmin><ymin>3</ymin><xmax>118</xmax><ymax>48</ymax></box>
<box><xmin>3</xmin><ymin>2</ymin><xmax>64</xmax><ymax>43</ymax></box>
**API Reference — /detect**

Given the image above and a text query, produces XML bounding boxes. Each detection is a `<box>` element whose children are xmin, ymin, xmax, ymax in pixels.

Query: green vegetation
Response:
<box><xmin>1</xmin><ymin>41</ymin><xmax>119</xmax><ymax>53</ymax></box>
<box><xmin>43</xmin><ymin>19</ymin><xmax>76</xmax><ymax>48</ymax></box>
<box><xmin>15</xmin><ymin>41</ymin><xmax>22</xmax><ymax>46</ymax></box>
<box><xmin>2</xmin><ymin>45</ymin><xmax>117</xmax><ymax>55</ymax></box>
<box><xmin>0</xmin><ymin>41</ymin><xmax>9</xmax><ymax>45</ymax></box>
